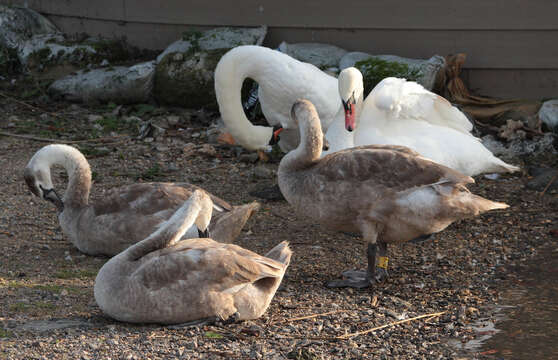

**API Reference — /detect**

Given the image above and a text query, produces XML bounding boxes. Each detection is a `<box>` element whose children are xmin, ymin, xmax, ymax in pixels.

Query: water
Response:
<box><xmin>480</xmin><ymin>249</ymin><xmax>558</xmax><ymax>359</ymax></box>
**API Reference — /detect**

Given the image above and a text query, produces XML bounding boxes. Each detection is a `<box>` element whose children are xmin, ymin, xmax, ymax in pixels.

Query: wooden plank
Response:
<box><xmin>463</xmin><ymin>69</ymin><xmax>558</xmax><ymax>100</ymax></box>
<box><xmin>36</xmin><ymin>15</ymin><xmax>558</xmax><ymax>70</ymax></box>
<box><xmin>4</xmin><ymin>0</ymin><xmax>558</xmax><ymax>30</ymax></box>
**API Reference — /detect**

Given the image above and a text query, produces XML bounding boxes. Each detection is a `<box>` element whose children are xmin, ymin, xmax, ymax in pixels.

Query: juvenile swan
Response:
<box><xmin>24</xmin><ymin>144</ymin><xmax>259</xmax><ymax>256</ymax></box>
<box><xmin>278</xmin><ymin>100</ymin><xmax>509</xmax><ymax>288</ymax></box>
<box><xmin>94</xmin><ymin>190</ymin><xmax>292</xmax><ymax>324</ymax></box>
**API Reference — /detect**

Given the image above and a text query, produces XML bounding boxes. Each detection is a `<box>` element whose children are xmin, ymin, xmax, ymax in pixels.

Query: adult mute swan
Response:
<box><xmin>24</xmin><ymin>144</ymin><xmax>259</xmax><ymax>256</ymax></box>
<box><xmin>215</xmin><ymin>45</ymin><xmax>339</xmax><ymax>152</ymax></box>
<box><xmin>278</xmin><ymin>100</ymin><xmax>509</xmax><ymax>288</ymax></box>
<box><xmin>324</xmin><ymin>67</ymin><xmax>519</xmax><ymax>176</ymax></box>
<box><xmin>94</xmin><ymin>190</ymin><xmax>292</xmax><ymax>324</ymax></box>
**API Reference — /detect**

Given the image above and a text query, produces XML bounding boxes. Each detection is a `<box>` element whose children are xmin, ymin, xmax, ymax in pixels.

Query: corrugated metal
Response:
<box><xmin>1</xmin><ymin>0</ymin><xmax>556</xmax><ymax>98</ymax></box>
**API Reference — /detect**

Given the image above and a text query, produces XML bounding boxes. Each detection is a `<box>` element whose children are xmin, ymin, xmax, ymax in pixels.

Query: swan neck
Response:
<box><xmin>215</xmin><ymin>47</ymin><xmax>275</xmax><ymax>150</ymax></box>
<box><xmin>124</xmin><ymin>193</ymin><xmax>212</xmax><ymax>260</ymax></box>
<box><xmin>37</xmin><ymin>145</ymin><xmax>91</xmax><ymax>208</ymax></box>
<box><xmin>282</xmin><ymin>118</ymin><xmax>322</xmax><ymax>171</ymax></box>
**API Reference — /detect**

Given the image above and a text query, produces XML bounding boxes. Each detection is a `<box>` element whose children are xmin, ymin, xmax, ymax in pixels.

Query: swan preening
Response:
<box><xmin>94</xmin><ymin>190</ymin><xmax>292</xmax><ymax>324</ymax></box>
<box><xmin>327</xmin><ymin>68</ymin><xmax>520</xmax><ymax>176</ymax></box>
<box><xmin>278</xmin><ymin>100</ymin><xmax>508</xmax><ymax>288</ymax></box>
<box><xmin>215</xmin><ymin>45</ymin><xmax>339</xmax><ymax>152</ymax></box>
<box><xmin>24</xmin><ymin>144</ymin><xmax>259</xmax><ymax>256</ymax></box>
<box><xmin>216</xmin><ymin>45</ymin><xmax>518</xmax><ymax>176</ymax></box>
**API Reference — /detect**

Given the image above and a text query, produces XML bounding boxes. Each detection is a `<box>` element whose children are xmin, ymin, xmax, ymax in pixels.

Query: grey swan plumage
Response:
<box><xmin>24</xmin><ymin>144</ymin><xmax>259</xmax><ymax>256</ymax></box>
<box><xmin>94</xmin><ymin>190</ymin><xmax>292</xmax><ymax>324</ymax></box>
<box><xmin>278</xmin><ymin>100</ymin><xmax>509</xmax><ymax>288</ymax></box>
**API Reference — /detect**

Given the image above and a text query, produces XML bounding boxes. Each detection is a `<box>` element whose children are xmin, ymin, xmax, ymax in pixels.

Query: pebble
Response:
<box><xmin>87</xmin><ymin>115</ymin><xmax>103</xmax><ymax>123</ymax></box>
<box><xmin>253</xmin><ymin>165</ymin><xmax>274</xmax><ymax>179</ymax></box>
<box><xmin>197</xmin><ymin>144</ymin><xmax>216</xmax><ymax>157</ymax></box>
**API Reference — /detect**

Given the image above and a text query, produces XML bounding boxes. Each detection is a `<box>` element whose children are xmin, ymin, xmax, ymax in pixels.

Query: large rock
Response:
<box><xmin>0</xmin><ymin>5</ymin><xmax>58</xmax><ymax>49</ymax></box>
<box><xmin>48</xmin><ymin>61</ymin><xmax>155</xmax><ymax>104</ymax></box>
<box><xmin>482</xmin><ymin>133</ymin><xmax>557</xmax><ymax>159</ymax></box>
<box><xmin>154</xmin><ymin>26</ymin><xmax>266</xmax><ymax>110</ymax></box>
<box><xmin>339</xmin><ymin>52</ymin><xmax>445</xmax><ymax>91</ymax></box>
<box><xmin>277</xmin><ymin>42</ymin><xmax>347</xmax><ymax>69</ymax></box>
<box><xmin>539</xmin><ymin>99</ymin><xmax>558</xmax><ymax>132</ymax></box>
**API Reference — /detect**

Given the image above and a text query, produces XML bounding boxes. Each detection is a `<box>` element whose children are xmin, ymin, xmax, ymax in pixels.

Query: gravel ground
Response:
<box><xmin>0</xmin><ymin>85</ymin><xmax>557</xmax><ymax>359</ymax></box>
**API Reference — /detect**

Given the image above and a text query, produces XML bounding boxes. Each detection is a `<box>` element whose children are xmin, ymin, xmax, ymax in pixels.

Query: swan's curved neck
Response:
<box><xmin>215</xmin><ymin>46</ymin><xmax>279</xmax><ymax>150</ymax></box>
<box><xmin>281</xmin><ymin>116</ymin><xmax>323</xmax><ymax>171</ymax></box>
<box><xmin>33</xmin><ymin>145</ymin><xmax>91</xmax><ymax>208</ymax></box>
<box><xmin>124</xmin><ymin>194</ymin><xmax>212</xmax><ymax>260</ymax></box>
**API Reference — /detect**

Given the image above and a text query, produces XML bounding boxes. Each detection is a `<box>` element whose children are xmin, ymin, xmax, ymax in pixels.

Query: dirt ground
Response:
<box><xmin>0</xmin><ymin>84</ymin><xmax>557</xmax><ymax>359</ymax></box>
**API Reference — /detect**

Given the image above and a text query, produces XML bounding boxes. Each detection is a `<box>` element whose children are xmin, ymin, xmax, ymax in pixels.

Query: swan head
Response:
<box><xmin>23</xmin><ymin>163</ymin><xmax>64</xmax><ymax>212</ymax></box>
<box><xmin>191</xmin><ymin>190</ymin><xmax>213</xmax><ymax>237</ymax></box>
<box><xmin>290</xmin><ymin>99</ymin><xmax>329</xmax><ymax>151</ymax></box>
<box><xmin>338</xmin><ymin>67</ymin><xmax>364</xmax><ymax>132</ymax></box>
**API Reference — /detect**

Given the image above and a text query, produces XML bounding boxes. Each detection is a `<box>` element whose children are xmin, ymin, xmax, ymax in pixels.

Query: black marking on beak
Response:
<box><xmin>198</xmin><ymin>228</ymin><xmax>210</xmax><ymax>238</ymax></box>
<box><xmin>40</xmin><ymin>185</ymin><xmax>64</xmax><ymax>212</ymax></box>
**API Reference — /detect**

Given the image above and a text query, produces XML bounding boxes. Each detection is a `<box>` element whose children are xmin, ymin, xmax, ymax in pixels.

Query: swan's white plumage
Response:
<box><xmin>215</xmin><ymin>45</ymin><xmax>339</xmax><ymax>151</ymax></box>
<box><xmin>325</xmin><ymin>70</ymin><xmax>519</xmax><ymax>176</ymax></box>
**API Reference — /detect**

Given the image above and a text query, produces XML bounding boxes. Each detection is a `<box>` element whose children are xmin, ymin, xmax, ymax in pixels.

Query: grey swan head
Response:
<box><xmin>94</xmin><ymin>190</ymin><xmax>292</xmax><ymax>324</ymax></box>
<box><xmin>278</xmin><ymin>99</ymin><xmax>509</xmax><ymax>288</ymax></box>
<box><xmin>24</xmin><ymin>144</ymin><xmax>259</xmax><ymax>256</ymax></box>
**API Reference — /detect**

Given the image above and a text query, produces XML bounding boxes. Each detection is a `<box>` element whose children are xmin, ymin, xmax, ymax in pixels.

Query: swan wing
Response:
<box><xmin>134</xmin><ymin>239</ymin><xmax>285</xmax><ymax>294</ymax></box>
<box><xmin>317</xmin><ymin>145</ymin><xmax>473</xmax><ymax>192</ymax></box>
<box><xmin>372</xmin><ymin>78</ymin><xmax>473</xmax><ymax>135</ymax></box>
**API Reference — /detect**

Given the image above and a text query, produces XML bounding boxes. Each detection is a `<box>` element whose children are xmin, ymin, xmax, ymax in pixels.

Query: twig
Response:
<box><xmin>0</xmin><ymin>130</ymin><xmax>128</xmax><ymax>144</ymax></box>
<box><xmin>335</xmin><ymin>311</ymin><xmax>446</xmax><ymax>340</ymax></box>
<box><xmin>0</xmin><ymin>91</ymin><xmax>63</xmax><ymax>118</ymax></box>
<box><xmin>540</xmin><ymin>173</ymin><xmax>558</xmax><ymax>196</ymax></box>
<box><xmin>278</xmin><ymin>310</ymin><xmax>348</xmax><ymax>323</ymax></box>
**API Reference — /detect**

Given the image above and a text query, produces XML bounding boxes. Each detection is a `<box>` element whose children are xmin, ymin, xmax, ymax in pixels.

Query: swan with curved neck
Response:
<box><xmin>24</xmin><ymin>144</ymin><xmax>259</xmax><ymax>256</ymax></box>
<box><xmin>323</xmin><ymin>67</ymin><xmax>519</xmax><ymax>176</ymax></box>
<box><xmin>94</xmin><ymin>190</ymin><xmax>292</xmax><ymax>324</ymax></box>
<box><xmin>215</xmin><ymin>45</ymin><xmax>339</xmax><ymax>151</ymax></box>
<box><xmin>279</xmin><ymin>100</ymin><xmax>509</xmax><ymax>288</ymax></box>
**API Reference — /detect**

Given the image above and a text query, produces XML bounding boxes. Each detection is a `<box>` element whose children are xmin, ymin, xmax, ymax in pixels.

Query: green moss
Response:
<box><xmin>154</xmin><ymin>48</ymin><xmax>228</xmax><ymax>110</ymax></box>
<box><xmin>0</xmin><ymin>328</ymin><xmax>12</xmax><ymax>338</ymax></box>
<box><xmin>9</xmin><ymin>301</ymin><xmax>56</xmax><ymax>313</ymax></box>
<box><xmin>139</xmin><ymin>164</ymin><xmax>164</xmax><ymax>181</ymax></box>
<box><xmin>54</xmin><ymin>269</ymin><xmax>97</xmax><ymax>279</ymax></box>
<box><xmin>354</xmin><ymin>57</ymin><xmax>422</xmax><ymax>97</ymax></box>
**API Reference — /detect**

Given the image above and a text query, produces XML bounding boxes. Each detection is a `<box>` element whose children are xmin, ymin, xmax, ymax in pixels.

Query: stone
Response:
<box><xmin>253</xmin><ymin>165</ymin><xmax>274</xmax><ymax>179</ymax></box>
<box><xmin>48</xmin><ymin>61</ymin><xmax>155</xmax><ymax>104</ymax></box>
<box><xmin>87</xmin><ymin>114</ymin><xmax>103</xmax><ymax>123</ymax></box>
<box><xmin>539</xmin><ymin>99</ymin><xmax>558</xmax><ymax>132</ymax></box>
<box><xmin>277</xmin><ymin>42</ymin><xmax>347</xmax><ymax>68</ymax></box>
<box><xmin>482</xmin><ymin>133</ymin><xmax>557</xmax><ymax>159</ymax></box>
<box><xmin>154</xmin><ymin>26</ymin><xmax>266</xmax><ymax>110</ymax></box>
<box><xmin>0</xmin><ymin>5</ymin><xmax>58</xmax><ymax>50</ymax></box>
<box><xmin>339</xmin><ymin>52</ymin><xmax>445</xmax><ymax>91</ymax></box>
<box><xmin>197</xmin><ymin>144</ymin><xmax>217</xmax><ymax>157</ymax></box>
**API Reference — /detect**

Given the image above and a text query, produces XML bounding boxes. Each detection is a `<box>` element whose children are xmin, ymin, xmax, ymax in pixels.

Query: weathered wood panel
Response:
<box><xmin>1</xmin><ymin>0</ymin><xmax>556</xmax><ymax>98</ymax></box>
<box><xmin>6</xmin><ymin>0</ymin><xmax>558</xmax><ymax>30</ymax></box>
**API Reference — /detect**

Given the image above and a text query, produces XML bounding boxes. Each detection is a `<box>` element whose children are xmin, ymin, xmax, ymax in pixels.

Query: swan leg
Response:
<box><xmin>374</xmin><ymin>242</ymin><xmax>389</xmax><ymax>283</ymax></box>
<box><xmin>326</xmin><ymin>243</ymin><xmax>377</xmax><ymax>288</ymax></box>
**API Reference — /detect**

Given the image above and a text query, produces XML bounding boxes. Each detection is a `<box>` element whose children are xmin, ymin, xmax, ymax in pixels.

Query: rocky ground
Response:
<box><xmin>0</xmin><ymin>79</ymin><xmax>557</xmax><ymax>360</ymax></box>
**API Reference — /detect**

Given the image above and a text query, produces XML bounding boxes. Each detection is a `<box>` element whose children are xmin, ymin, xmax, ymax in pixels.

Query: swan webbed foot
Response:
<box><xmin>326</xmin><ymin>270</ymin><xmax>372</xmax><ymax>288</ymax></box>
<box><xmin>216</xmin><ymin>312</ymin><xmax>240</xmax><ymax>326</ymax></box>
<box><xmin>374</xmin><ymin>268</ymin><xmax>389</xmax><ymax>283</ymax></box>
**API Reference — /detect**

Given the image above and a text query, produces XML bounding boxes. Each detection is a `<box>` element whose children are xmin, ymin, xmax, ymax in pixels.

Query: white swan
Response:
<box><xmin>215</xmin><ymin>45</ymin><xmax>339</xmax><ymax>152</ymax></box>
<box><xmin>94</xmin><ymin>190</ymin><xmax>292</xmax><ymax>324</ymax></box>
<box><xmin>24</xmin><ymin>144</ymin><xmax>259</xmax><ymax>256</ymax></box>
<box><xmin>278</xmin><ymin>100</ymin><xmax>509</xmax><ymax>288</ymax></box>
<box><xmin>323</xmin><ymin>68</ymin><xmax>519</xmax><ymax>176</ymax></box>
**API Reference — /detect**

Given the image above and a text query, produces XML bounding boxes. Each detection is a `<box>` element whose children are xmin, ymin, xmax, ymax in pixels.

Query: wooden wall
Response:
<box><xmin>2</xmin><ymin>0</ymin><xmax>556</xmax><ymax>99</ymax></box>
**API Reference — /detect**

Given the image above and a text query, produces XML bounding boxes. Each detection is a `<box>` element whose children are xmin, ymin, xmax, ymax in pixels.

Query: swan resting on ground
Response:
<box><xmin>278</xmin><ymin>100</ymin><xmax>509</xmax><ymax>288</ymax></box>
<box><xmin>215</xmin><ymin>45</ymin><xmax>339</xmax><ymax>152</ymax></box>
<box><xmin>24</xmin><ymin>144</ymin><xmax>259</xmax><ymax>256</ymax></box>
<box><xmin>323</xmin><ymin>68</ymin><xmax>519</xmax><ymax>176</ymax></box>
<box><xmin>94</xmin><ymin>190</ymin><xmax>292</xmax><ymax>324</ymax></box>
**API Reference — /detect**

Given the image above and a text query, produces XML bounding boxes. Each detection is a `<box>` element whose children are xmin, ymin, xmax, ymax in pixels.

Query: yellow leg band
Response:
<box><xmin>377</xmin><ymin>256</ymin><xmax>389</xmax><ymax>270</ymax></box>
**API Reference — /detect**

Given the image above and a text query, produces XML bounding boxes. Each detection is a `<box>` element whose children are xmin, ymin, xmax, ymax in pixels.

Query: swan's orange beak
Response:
<box><xmin>344</xmin><ymin>103</ymin><xmax>355</xmax><ymax>132</ymax></box>
<box><xmin>269</xmin><ymin>125</ymin><xmax>283</xmax><ymax>145</ymax></box>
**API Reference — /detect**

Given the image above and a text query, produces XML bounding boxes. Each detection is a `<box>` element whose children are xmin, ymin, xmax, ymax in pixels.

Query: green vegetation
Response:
<box><xmin>354</xmin><ymin>57</ymin><xmax>422</xmax><ymax>97</ymax></box>
<box><xmin>0</xmin><ymin>328</ymin><xmax>12</xmax><ymax>338</ymax></box>
<box><xmin>139</xmin><ymin>164</ymin><xmax>165</xmax><ymax>181</ymax></box>
<box><xmin>54</xmin><ymin>269</ymin><xmax>97</xmax><ymax>279</ymax></box>
<box><xmin>204</xmin><ymin>331</ymin><xmax>223</xmax><ymax>339</ymax></box>
<box><xmin>9</xmin><ymin>301</ymin><xmax>56</xmax><ymax>313</ymax></box>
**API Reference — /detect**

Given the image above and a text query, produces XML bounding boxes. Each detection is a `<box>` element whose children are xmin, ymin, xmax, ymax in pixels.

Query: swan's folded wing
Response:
<box><xmin>373</xmin><ymin>78</ymin><xmax>473</xmax><ymax>135</ymax></box>
<box><xmin>318</xmin><ymin>146</ymin><xmax>473</xmax><ymax>192</ymax></box>
<box><xmin>134</xmin><ymin>240</ymin><xmax>285</xmax><ymax>293</ymax></box>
